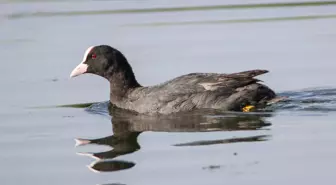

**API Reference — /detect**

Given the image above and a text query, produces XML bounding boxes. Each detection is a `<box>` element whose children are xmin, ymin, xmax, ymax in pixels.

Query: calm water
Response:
<box><xmin>1</xmin><ymin>0</ymin><xmax>336</xmax><ymax>185</ymax></box>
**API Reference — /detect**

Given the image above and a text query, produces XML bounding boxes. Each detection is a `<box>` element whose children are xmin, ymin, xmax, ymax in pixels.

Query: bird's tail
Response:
<box><xmin>227</xmin><ymin>69</ymin><xmax>269</xmax><ymax>78</ymax></box>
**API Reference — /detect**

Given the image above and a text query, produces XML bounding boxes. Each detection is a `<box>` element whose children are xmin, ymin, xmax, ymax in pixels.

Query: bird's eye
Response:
<box><xmin>91</xmin><ymin>53</ymin><xmax>97</xmax><ymax>59</ymax></box>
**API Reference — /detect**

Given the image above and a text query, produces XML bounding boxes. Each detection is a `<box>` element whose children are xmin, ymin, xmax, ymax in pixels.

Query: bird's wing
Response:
<box><xmin>148</xmin><ymin>69</ymin><xmax>268</xmax><ymax>94</ymax></box>
<box><xmin>128</xmin><ymin>70</ymin><xmax>272</xmax><ymax>114</ymax></box>
<box><xmin>196</xmin><ymin>69</ymin><xmax>268</xmax><ymax>92</ymax></box>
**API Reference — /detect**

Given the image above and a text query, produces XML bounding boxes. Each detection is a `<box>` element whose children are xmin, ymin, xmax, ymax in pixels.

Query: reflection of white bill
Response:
<box><xmin>74</xmin><ymin>138</ymin><xmax>91</xmax><ymax>147</ymax></box>
<box><xmin>76</xmin><ymin>151</ymin><xmax>100</xmax><ymax>160</ymax></box>
<box><xmin>87</xmin><ymin>161</ymin><xmax>101</xmax><ymax>173</ymax></box>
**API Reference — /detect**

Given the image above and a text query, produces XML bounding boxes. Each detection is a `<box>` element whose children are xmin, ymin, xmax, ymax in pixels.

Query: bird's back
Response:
<box><xmin>117</xmin><ymin>70</ymin><xmax>276</xmax><ymax>114</ymax></box>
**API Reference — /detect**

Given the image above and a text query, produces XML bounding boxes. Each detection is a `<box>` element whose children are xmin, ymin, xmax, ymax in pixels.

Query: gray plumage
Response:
<box><xmin>114</xmin><ymin>71</ymin><xmax>275</xmax><ymax>115</ymax></box>
<box><xmin>70</xmin><ymin>45</ymin><xmax>278</xmax><ymax>115</ymax></box>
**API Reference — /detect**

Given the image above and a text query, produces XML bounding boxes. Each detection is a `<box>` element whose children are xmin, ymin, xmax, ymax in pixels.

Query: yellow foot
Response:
<box><xmin>242</xmin><ymin>105</ymin><xmax>255</xmax><ymax>112</ymax></box>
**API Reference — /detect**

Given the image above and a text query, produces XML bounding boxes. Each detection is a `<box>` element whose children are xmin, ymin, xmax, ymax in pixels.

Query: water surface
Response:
<box><xmin>1</xmin><ymin>0</ymin><xmax>336</xmax><ymax>185</ymax></box>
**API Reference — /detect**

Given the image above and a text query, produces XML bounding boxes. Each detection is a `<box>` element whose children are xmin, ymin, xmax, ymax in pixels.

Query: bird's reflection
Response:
<box><xmin>75</xmin><ymin>105</ymin><xmax>273</xmax><ymax>173</ymax></box>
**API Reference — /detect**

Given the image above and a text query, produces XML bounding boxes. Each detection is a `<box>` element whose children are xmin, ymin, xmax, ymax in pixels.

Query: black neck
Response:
<box><xmin>104</xmin><ymin>52</ymin><xmax>141</xmax><ymax>103</ymax></box>
<box><xmin>108</xmin><ymin>70</ymin><xmax>141</xmax><ymax>101</ymax></box>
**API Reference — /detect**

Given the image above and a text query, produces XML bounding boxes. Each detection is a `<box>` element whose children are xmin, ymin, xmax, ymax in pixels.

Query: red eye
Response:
<box><xmin>91</xmin><ymin>54</ymin><xmax>97</xmax><ymax>59</ymax></box>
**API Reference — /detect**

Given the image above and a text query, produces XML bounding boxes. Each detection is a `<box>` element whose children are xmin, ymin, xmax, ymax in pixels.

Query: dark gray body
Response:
<box><xmin>110</xmin><ymin>70</ymin><xmax>276</xmax><ymax>115</ymax></box>
<box><xmin>72</xmin><ymin>45</ymin><xmax>277</xmax><ymax>115</ymax></box>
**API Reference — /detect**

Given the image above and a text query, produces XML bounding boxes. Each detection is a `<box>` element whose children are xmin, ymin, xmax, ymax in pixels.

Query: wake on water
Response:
<box><xmin>271</xmin><ymin>87</ymin><xmax>336</xmax><ymax>113</ymax></box>
<box><xmin>85</xmin><ymin>87</ymin><xmax>336</xmax><ymax>117</ymax></box>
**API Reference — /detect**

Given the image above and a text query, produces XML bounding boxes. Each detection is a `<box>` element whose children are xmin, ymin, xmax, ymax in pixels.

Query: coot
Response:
<box><xmin>70</xmin><ymin>45</ymin><xmax>280</xmax><ymax>115</ymax></box>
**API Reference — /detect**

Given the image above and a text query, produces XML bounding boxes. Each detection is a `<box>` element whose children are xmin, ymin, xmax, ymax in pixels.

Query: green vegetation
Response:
<box><xmin>55</xmin><ymin>102</ymin><xmax>97</xmax><ymax>108</ymax></box>
<box><xmin>7</xmin><ymin>1</ymin><xmax>336</xmax><ymax>19</ymax></box>
<box><xmin>29</xmin><ymin>102</ymin><xmax>98</xmax><ymax>109</ymax></box>
<box><xmin>126</xmin><ymin>14</ymin><xmax>336</xmax><ymax>27</ymax></box>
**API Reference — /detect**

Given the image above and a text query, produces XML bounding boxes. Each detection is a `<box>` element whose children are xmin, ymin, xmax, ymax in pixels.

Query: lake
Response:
<box><xmin>1</xmin><ymin>0</ymin><xmax>336</xmax><ymax>184</ymax></box>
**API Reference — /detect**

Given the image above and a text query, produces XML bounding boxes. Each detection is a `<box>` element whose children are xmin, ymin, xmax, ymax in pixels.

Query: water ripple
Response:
<box><xmin>83</xmin><ymin>87</ymin><xmax>336</xmax><ymax>115</ymax></box>
<box><xmin>270</xmin><ymin>87</ymin><xmax>336</xmax><ymax>112</ymax></box>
